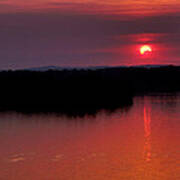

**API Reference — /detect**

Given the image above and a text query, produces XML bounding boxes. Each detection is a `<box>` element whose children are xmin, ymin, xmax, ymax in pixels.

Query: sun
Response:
<box><xmin>140</xmin><ymin>45</ymin><xmax>152</xmax><ymax>55</ymax></box>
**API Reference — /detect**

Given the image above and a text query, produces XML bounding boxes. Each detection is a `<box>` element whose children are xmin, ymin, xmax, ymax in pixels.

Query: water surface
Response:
<box><xmin>0</xmin><ymin>94</ymin><xmax>179</xmax><ymax>179</ymax></box>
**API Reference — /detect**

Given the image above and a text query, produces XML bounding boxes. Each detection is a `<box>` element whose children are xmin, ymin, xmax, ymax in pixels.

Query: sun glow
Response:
<box><xmin>140</xmin><ymin>45</ymin><xmax>152</xmax><ymax>55</ymax></box>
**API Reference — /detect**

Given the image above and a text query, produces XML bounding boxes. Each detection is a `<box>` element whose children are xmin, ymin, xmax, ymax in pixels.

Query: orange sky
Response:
<box><xmin>1</xmin><ymin>0</ymin><xmax>180</xmax><ymax>16</ymax></box>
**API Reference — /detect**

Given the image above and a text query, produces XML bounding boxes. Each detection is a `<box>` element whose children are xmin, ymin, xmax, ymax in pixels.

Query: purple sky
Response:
<box><xmin>0</xmin><ymin>1</ymin><xmax>180</xmax><ymax>69</ymax></box>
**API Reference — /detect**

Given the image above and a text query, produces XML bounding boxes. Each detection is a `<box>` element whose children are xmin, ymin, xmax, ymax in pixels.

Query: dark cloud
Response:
<box><xmin>0</xmin><ymin>12</ymin><xmax>179</xmax><ymax>69</ymax></box>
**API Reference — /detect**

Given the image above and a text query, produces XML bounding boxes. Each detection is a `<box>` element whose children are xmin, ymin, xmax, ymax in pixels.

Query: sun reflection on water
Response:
<box><xmin>144</xmin><ymin>103</ymin><xmax>151</xmax><ymax>163</ymax></box>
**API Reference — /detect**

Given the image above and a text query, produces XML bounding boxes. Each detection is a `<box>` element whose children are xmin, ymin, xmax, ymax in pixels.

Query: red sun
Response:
<box><xmin>140</xmin><ymin>45</ymin><xmax>152</xmax><ymax>55</ymax></box>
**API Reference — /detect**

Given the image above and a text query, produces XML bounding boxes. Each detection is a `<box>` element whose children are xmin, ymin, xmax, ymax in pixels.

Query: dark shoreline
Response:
<box><xmin>0</xmin><ymin>65</ymin><xmax>180</xmax><ymax>116</ymax></box>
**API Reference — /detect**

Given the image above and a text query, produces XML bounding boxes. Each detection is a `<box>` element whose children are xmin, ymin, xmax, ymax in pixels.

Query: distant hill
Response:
<box><xmin>23</xmin><ymin>65</ymin><xmax>108</xmax><ymax>71</ymax></box>
<box><xmin>19</xmin><ymin>64</ymin><xmax>174</xmax><ymax>72</ymax></box>
<box><xmin>0</xmin><ymin>64</ymin><xmax>175</xmax><ymax>72</ymax></box>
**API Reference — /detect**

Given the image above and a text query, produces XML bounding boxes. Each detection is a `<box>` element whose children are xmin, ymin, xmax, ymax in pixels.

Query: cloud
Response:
<box><xmin>0</xmin><ymin>11</ymin><xmax>179</xmax><ymax>69</ymax></box>
<box><xmin>0</xmin><ymin>1</ymin><xmax>180</xmax><ymax>16</ymax></box>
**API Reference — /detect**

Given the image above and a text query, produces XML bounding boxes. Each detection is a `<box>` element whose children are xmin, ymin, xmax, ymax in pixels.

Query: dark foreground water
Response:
<box><xmin>0</xmin><ymin>94</ymin><xmax>179</xmax><ymax>180</ymax></box>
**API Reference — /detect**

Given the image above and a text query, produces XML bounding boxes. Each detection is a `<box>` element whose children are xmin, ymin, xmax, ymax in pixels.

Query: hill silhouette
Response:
<box><xmin>0</xmin><ymin>65</ymin><xmax>180</xmax><ymax>115</ymax></box>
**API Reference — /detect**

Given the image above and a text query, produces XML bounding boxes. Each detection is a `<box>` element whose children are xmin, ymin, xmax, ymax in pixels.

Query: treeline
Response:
<box><xmin>0</xmin><ymin>65</ymin><xmax>179</xmax><ymax>114</ymax></box>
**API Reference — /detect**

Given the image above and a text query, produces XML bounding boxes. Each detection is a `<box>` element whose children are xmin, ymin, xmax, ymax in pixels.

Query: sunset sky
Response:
<box><xmin>0</xmin><ymin>0</ymin><xmax>180</xmax><ymax>69</ymax></box>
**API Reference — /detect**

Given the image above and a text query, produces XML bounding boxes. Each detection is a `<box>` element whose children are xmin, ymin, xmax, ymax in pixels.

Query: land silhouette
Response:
<box><xmin>0</xmin><ymin>65</ymin><xmax>179</xmax><ymax>116</ymax></box>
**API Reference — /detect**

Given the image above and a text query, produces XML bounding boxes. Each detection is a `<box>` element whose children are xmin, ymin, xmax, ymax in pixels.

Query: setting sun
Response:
<box><xmin>140</xmin><ymin>45</ymin><xmax>152</xmax><ymax>55</ymax></box>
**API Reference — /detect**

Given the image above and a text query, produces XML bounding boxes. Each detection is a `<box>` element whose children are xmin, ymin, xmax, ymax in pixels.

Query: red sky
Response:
<box><xmin>0</xmin><ymin>0</ymin><xmax>180</xmax><ymax>69</ymax></box>
<box><xmin>1</xmin><ymin>0</ymin><xmax>180</xmax><ymax>15</ymax></box>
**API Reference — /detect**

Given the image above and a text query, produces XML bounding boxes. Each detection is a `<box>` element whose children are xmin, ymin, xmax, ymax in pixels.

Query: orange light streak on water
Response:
<box><xmin>144</xmin><ymin>104</ymin><xmax>151</xmax><ymax>163</ymax></box>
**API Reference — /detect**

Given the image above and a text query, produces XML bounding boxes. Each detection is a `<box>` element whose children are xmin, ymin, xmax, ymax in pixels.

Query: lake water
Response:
<box><xmin>0</xmin><ymin>94</ymin><xmax>179</xmax><ymax>180</ymax></box>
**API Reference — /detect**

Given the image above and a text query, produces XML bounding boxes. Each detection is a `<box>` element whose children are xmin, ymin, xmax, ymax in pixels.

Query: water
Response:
<box><xmin>0</xmin><ymin>94</ymin><xmax>179</xmax><ymax>180</ymax></box>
